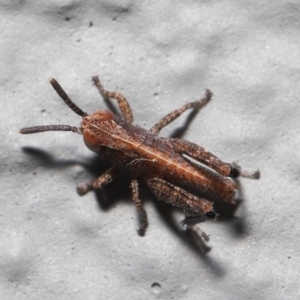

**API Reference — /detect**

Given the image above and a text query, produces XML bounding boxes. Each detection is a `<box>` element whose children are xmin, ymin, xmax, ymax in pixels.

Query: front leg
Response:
<box><xmin>146</xmin><ymin>178</ymin><xmax>216</xmax><ymax>241</ymax></box>
<box><xmin>77</xmin><ymin>165</ymin><xmax>116</xmax><ymax>195</ymax></box>
<box><xmin>92</xmin><ymin>76</ymin><xmax>133</xmax><ymax>123</ymax></box>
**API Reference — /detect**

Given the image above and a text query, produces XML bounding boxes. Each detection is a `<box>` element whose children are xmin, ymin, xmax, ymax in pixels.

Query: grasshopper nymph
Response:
<box><xmin>20</xmin><ymin>76</ymin><xmax>259</xmax><ymax>241</ymax></box>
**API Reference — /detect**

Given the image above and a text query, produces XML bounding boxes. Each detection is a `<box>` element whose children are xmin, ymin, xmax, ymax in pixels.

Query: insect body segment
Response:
<box><xmin>20</xmin><ymin>76</ymin><xmax>260</xmax><ymax>242</ymax></box>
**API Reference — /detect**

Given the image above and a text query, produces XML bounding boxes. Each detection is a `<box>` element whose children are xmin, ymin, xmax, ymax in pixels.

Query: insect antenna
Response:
<box><xmin>19</xmin><ymin>78</ymin><xmax>87</xmax><ymax>135</ymax></box>
<box><xmin>49</xmin><ymin>77</ymin><xmax>88</xmax><ymax>117</ymax></box>
<box><xmin>19</xmin><ymin>125</ymin><xmax>80</xmax><ymax>134</ymax></box>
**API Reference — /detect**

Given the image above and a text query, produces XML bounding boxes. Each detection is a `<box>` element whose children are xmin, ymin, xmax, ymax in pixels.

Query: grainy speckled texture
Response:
<box><xmin>1</xmin><ymin>1</ymin><xmax>300</xmax><ymax>299</ymax></box>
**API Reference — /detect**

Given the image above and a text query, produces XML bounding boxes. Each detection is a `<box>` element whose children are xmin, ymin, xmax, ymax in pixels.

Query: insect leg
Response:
<box><xmin>169</xmin><ymin>138</ymin><xmax>260</xmax><ymax>179</ymax></box>
<box><xmin>150</xmin><ymin>89</ymin><xmax>212</xmax><ymax>134</ymax></box>
<box><xmin>92</xmin><ymin>76</ymin><xmax>133</xmax><ymax>123</ymax></box>
<box><xmin>182</xmin><ymin>222</ymin><xmax>210</xmax><ymax>242</ymax></box>
<box><xmin>147</xmin><ymin>178</ymin><xmax>216</xmax><ymax>241</ymax></box>
<box><xmin>130</xmin><ymin>179</ymin><xmax>148</xmax><ymax>236</ymax></box>
<box><xmin>76</xmin><ymin>165</ymin><xmax>116</xmax><ymax>195</ymax></box>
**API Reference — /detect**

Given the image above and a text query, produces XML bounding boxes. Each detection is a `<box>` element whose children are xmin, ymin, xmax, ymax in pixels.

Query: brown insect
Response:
<box><xmin>20</xmin><ymin>76</ymin><xmax>259</xmax><ymax>241</ymax></box>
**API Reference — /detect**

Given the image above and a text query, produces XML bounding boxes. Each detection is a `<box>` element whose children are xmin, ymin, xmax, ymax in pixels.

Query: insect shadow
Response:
<box><xmin>21</xmin><ymin>146</ymin><xmax>127</xmax><ymax>211</ymax></box>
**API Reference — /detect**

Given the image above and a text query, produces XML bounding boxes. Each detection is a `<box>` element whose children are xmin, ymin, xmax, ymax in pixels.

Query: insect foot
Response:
<box><xmin>20</xmin><ymin>76</ymin><xmax>260</xmax><ymax>243</ymax></box>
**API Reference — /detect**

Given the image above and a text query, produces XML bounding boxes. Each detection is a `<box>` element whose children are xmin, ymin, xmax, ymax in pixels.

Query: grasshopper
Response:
<box><xmin>20</xmin><ymin>76</ymin><xmax>259</xmax><ymax>241</ymax></box>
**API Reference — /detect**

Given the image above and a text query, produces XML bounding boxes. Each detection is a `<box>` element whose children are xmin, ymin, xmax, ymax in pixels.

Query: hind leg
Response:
<box><xmin>147</xmin><ymin>177</ymin><xmax>216</xmax><ymax>242</ymax></box>
<box><xmin>168</xmin><ymin>138</ymin><xmax>260</xmax><ymax>179</ymax></box>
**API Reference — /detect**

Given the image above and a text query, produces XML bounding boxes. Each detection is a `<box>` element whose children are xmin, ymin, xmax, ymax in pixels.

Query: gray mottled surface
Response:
<box><xmin>1</xmin><ymin>1</ymin><xmax>300</xmax><ymax>299</ymax></box>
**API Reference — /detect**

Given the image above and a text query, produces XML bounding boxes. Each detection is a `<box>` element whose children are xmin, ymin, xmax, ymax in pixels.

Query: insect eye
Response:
<box><xmin>83</xmin><ymin>129</ymin><xmax>100</xmax><ymax>153</ymax></box>
<box><xmin>91</xmin><ymin>110</ymin><xmax>114</xmax><ymax>121</ymax></box>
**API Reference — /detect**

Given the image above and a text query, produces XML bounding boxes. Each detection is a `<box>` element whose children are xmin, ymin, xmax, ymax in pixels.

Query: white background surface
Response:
<box><xmin>1</xmin><ymin>1</ymin><xmax>300</xmax><ymax>299</ymax></box>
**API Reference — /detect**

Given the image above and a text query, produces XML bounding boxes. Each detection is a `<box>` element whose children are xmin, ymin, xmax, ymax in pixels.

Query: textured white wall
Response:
<box><xmin>1</xmin><ymin>1</ymin><xmax>299</xmax><ymax>299</ymax></box>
